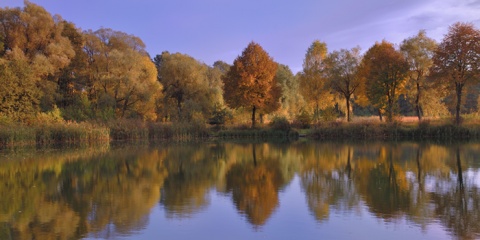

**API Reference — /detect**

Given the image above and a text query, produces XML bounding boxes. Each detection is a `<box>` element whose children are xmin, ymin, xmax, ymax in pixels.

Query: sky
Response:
<box><xmin>1</xmin><ymin>0</ymin><xmax>480</xmax><ymax>73</ymax></box>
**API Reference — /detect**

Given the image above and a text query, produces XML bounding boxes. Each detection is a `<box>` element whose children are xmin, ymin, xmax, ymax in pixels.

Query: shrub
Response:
<box><xmin>293</xmin><ymin>110</ymin><xmax>311</xmax><ymax>129</ymax></box>
<box><xmin>269</xmin><ymin>116</ymin><xmax>291</xmax><ymax>131</ymax></box>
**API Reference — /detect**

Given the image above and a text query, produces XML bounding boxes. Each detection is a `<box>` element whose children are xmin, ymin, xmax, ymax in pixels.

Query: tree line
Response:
<box><xmin>1</xmin><ymin>1</ymin><xmax>479</xmax><ymax>128</ymax></box>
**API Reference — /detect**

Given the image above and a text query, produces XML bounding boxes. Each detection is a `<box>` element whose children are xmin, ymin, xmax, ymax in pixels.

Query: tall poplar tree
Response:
<box><xmin>223</xmin><ymin>42</ymin><xmax>280</xmax><ymax>128</ymax></box>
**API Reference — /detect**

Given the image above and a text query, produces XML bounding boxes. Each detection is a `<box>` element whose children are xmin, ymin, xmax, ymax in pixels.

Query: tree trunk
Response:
<box><xmin>456</xmin><ymin>147</ymin><xmax>463</xmax><ymax>190</ymax></box>
<box><xmin>378</xmin><ymin>108</ymin><xmax>383</xmax><ymax>122</ymax></box>
<box><xmin>415</xmin><ymin>82</ymin><xmax>422</xmax><ymax>121</ymax></box>
<box><xmin>346</xmin><ymin>147</ymin><xmax>352</xmax><ymax>179</ymax></box>
<box><xmin>251</xmin><ymin>105</ymin><xmax>256</xmax><ymax>128</ymax></box>
<box><xmin>177</xmin><ymin>98</ymin><xmax>182</xmax><ymax>122</ymax></box>
<box><xmin>386</xmin><ymin>98</ymin><xmax>394</xmax><ymax>123</ymax></box>
<box><xmin>455</xmin><ymin>83</ymin><xmax>463</xmax><ymax>125</ymax></box>
<box><xmin>346</xmin><ymin>96</ymin><xmax>351</xmax><ymax>122</ymax></box>
<box><xmin>259</xmin><ymin>113</ymin><xmax>264</xmax><ymax>124</ymax></box>
<box><xmin>416</xmin><ymin>148</ymin><xmax>421</xmax><ymax>184</ymax></box>
<box><xmin>252</xmin><ymin>144</ymin><xmax>257</xmax><ymax>167</ymax></box>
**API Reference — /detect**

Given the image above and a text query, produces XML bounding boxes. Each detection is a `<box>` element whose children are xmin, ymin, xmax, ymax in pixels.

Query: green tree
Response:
<box><xmin>400</xmin><ymin>30</ymin><xmax>438</xmax><ymax>121</ymax></box>
<box><xmin>325</xmin><ymin>47</ymin><xmax>362</xmax><ymax>122</ymax></box>
<box><xmin>431</xmin><ymin>22</ymin><xmax>480</xmax><ymax>125</ymax></box>
<box><xmin>155</xmin><ymin>52</ymin><xmax>220</xmax><ymax>122</ymax></box>
<box><xmin>222</xmin><ymin>42</ymin><xmax>280</xmax><ymax>128</ymax></box>
<box><xmin>360</xmin><ymin>41</ymin><xmax>409</xmax><ymax>122</ymax></box>
<box><xmin>275</xmin><ymin>64</ymin><xmax>303</xmax><ymax>120</ymax></box>
<box><xmin>299</xmin><ymin>40</ymin><xmax>332</xmax><ymax>122</ymax></box>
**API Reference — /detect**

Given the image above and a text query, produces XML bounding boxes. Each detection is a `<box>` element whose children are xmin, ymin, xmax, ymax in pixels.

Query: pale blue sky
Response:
<box><xmin>1</xmin><ymin>0</ymin><xmax>479</xmax><ymax>73</ymax></box>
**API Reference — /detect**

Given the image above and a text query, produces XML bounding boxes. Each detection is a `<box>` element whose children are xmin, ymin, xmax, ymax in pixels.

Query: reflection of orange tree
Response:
<box><xmin>225</xmin><ymin>144</ymin><xmax>285</xmax><ymax>226</ymax></box>
<box><xmin>299</xmin><ymin>144</ymin><xmax>360</xmax><ymax>221</ymax></box>
<box><xmin>0</xmin><ymin>146</ymin><xmax>167</xmax><ymax>239</ymax></box>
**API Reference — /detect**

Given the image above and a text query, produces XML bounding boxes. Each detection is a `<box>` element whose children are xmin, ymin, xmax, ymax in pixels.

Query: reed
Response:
<box><xmin>309</xmin><ymin>121</ymin><xmax>480</xmax><ymax>141</ymax></box>
<box><xmin>0</xmin><ymin>122</ymin><xmax>109</xmax><ymax>147</ymax></box>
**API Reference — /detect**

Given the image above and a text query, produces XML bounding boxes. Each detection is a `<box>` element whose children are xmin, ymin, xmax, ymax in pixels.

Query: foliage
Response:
<box><xmin>155</xmin><ymin>52</ymin><xmax>222</xmax><ymax>122</ymax></box>
<box><xmin>83</xmin><ymin>28</ymin><xmax>161</xmax><ymax>121</ymax></box>
<box><xmin>299</xmin><ymin>40</ymin><xmax>333</xmax><ymax>122</ymax></box>
<box><xmin>223</xmin><ymin>42</ymin><xmax>281</xmax><ymax>128</ymax></box>
<box><xmin>1</xmin><ymin>1</ymin><xmax>480</xmax><ymax>139</ymax></box>
<box><xmin>269</xmin><ymin>116</ymin><xmax>291</xmax><ymax>131</ymax></box>
<box><xmin>325</xmin><ymin>47</ymin><xmax>362</xmax><ymax>121</ymax></box>
<box><xmin>359</xmin><ymin>41</ymin><xmax>410</xmax><ymax>122</ymax></box>
<box><xmin>400</xmin><ymin>30</ymin><xmax>438</xmax><ymax>121</ymax></box>
<box><xmin>208</xmin><ymin>104</ymin><xmax>232</xmax><ymax>126</ymax></box>
<box><xmin>293</xmin><ymin>109</ymin><xmax>312</xmax><ymax>129</ymax></box>
<box><xmin>275</xmin><ymin>64</ymin><xmax>304</xmax><ymax>120</ymax></box>
<box><xmin>431</xmin><ymin>22</ymin><xmax>480</xmax><ymax>125</ymax></box>
<box><xmin>0</xmin><ymin>58</ymin><xmax>40</xmax><ymax>121</ymax></box>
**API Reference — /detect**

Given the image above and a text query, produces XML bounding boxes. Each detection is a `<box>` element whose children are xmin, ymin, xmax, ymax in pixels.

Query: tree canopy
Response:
<box><xmin>1</xmin><ymin>1</ymin><xmax>480</xmax><ymax>126</ymax></box>
<box><xmin>431</xmin><ymin>22</ymin><xmax>480</xmax><ymax>125</ymax></box>
<box><xmin>360</xmin><ymin>41</ymin><xmax>409</xmax><ymax>122</ymax></box>
<box><xmin>222</xmin><ymin>42</ymin><xmax>281</xmax><ymax>128</ymax></box>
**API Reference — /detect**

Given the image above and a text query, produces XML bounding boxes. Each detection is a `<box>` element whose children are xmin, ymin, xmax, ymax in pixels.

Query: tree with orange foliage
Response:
<box><xmin>431</xmin><ymin>22</ymin><xmax>480</xmax><ymax>125</ymax></box>
<box><xmin>359</xmin><ymin>41</ymin><xmax>409</xmax><ymax>122</ymax></box>
<box><xmin>222</xmin><ymin>42</ymin><xmax>281</xmax><ymax>128</ymax></box>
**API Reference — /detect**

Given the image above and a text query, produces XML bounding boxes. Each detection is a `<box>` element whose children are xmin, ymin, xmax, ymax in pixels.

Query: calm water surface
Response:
<box><xmin>1</xmin><ymin>141</ymin><xmax>480</xmax><ymax>240</ymax></box>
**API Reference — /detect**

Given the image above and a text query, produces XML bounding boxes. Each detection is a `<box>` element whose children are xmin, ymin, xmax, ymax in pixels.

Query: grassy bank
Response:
<box><xmin>308</xmin><ymin>121</ymin><xmax>480</xmax><ymax>141</ymax></box>
<box><xmin>3</xmin><ymin>118</ymin><xmax>480</xmax><ymax>147</ymax></box>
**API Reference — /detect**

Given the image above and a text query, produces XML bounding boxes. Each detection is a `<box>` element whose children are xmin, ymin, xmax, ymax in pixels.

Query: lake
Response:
<box><xmin>1</xmin><ymin>141</ymin><xmax>479</xmax><ymax>240</ymax></box>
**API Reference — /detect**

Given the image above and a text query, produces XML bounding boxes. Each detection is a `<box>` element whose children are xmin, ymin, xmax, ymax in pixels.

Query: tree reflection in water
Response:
<box><xmin>225</xmin><ymin>144</ymin><xmax>286</xmax><ymax>227</ymax></box>
<box><xmin>0</xmin><ymin>142</ymin><xmax>480</xmax><ymax>239</ymax></box>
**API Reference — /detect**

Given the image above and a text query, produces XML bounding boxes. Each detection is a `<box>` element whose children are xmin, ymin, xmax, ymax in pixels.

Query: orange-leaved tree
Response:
<box><xmin>359</xmin><ymin>41</ymin><xmax>409</xmax><ymax>122</ymax></box>
<box><xmin>430</xmin><ymin>22</ymin><xmax>480</xmax><ymax>125</ymax></box>
<box><xmin>222</xmin><ymin>42</ymin><xmax>281</xmax><ymax>128</ymax></box>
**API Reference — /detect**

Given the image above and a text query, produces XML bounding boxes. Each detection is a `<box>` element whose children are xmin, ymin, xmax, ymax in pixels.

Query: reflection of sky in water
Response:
<box><xmin>108</xmin><ymin>175</ymin><xmax>452</xmax><ymax>240</ymax></box>
<box><xmin>407</xmin><ymin>169</ymin><xmax>480</xmax><ymax>194</ymax></box>
<box><xmin>465</xmin><ymin>169</ymin><xmax>480</xmax><ymax>189</ymax></box>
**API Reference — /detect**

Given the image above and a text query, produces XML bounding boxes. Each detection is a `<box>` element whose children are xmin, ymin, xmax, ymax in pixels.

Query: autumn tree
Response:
<box><xmin>222</xmin><ymin>42</ymin><xmax>280</xmax><ymax>128</ymax></box>
<box><xmin>0</xmin><ymin>1</ymin><xmax>75</xmax><ymax>118</ymax></box>
<box><xmin>430</xmin><ymin>22</ymin><xmax>480</xmax><ymax>125</ymax></box>
<box><xmin>359</xmin><ymin>41</ymin><xmax>409</xmax><ymax>122</ymax></box>
<box><xmin>155</xmin><ymin>52</ymin><xmax>221</xmax><ymax>122</ymax></box>
<box><xmin>298</xmin><ymin>40</ymin><xmax>332</xmax><ymax>122</ymax></box>
<box><xmin>0</xmin><ymin>56</ymin><xmax>40</xmax><ymax>121</ymax></box>
<box><xmin>324</xmin><ymin>47</ymin><xmax>362</xmax><ymax>122</ymax></box>
<box><xmin>400</xmin><ymin>30</ymin><xmax>438</xmax><ymax>121</ymax></box>
<box><xmin>82</xmin><ymin>28</ymin><xmax>160</xmax><ymax>120</ymax></box>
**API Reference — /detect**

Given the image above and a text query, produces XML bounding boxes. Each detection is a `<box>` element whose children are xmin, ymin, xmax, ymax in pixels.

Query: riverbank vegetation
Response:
<box><xmin>1</xmin><ymin>2</ymin><xmax>480</xmax><ymax>146</ymax></box>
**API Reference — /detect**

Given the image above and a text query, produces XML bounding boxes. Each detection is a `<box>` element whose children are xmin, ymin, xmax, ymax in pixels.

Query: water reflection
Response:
<box><xmin>0</xmin><ymin>142</ymin><xmax>480</xmax><ymax>239</ymax></box>
<box><xmin>225</xmin><ymin>144</ymin><xmax>287</xmax><ymax>226</ymax></box>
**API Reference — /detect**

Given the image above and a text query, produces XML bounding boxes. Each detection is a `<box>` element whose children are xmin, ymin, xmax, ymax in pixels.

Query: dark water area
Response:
<box><xmin>1</xmin><ymin>141</ymin><xmax>480</xmax><ymax>240</ymax></box>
